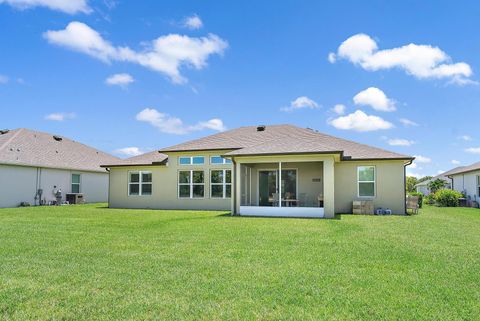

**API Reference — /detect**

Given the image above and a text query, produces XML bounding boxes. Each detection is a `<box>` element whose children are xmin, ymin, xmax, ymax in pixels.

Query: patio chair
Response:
<box><xmin>318</xmin><ymin>194</ymin><xmax>324</xmax><ymax>208</ymax></box>
<box><xmin>406</xmin><ymin>196</ymin><xmax>419</xmax><ymax>215</ymax></box>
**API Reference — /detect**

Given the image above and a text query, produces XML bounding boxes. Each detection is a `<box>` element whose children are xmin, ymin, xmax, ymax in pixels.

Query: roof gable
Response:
<box><xmin>101</xmin><ymin>150</ymin><xmax>168</xmax><ymax>167</ymax></box>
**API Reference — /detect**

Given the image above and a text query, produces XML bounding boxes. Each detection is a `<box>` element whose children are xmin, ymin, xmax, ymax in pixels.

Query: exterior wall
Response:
<box><xmin>416</xmin><ymin>185</ymin><xmax>430</xmax><ymax>195</ymax></box>
<box><xmin>108</xmin><ymin>150</ymin><xmax>233</xmax><ymax>210</ymax></box>
<box><xmin>0</xmin><ymin>164</ymin><xmax>109</xmax><ymax>208</ymax></box>
<box><xmin>451</xmin><ymin>171</ymin><xmax>480</xmax><ymax>200</ymax></box>
<box><xmin>0</xmin><ymin>164</ymin><xmax>38</xmax><ymax>208</ymax></box>
<box><xmin>334</xmin><ymin>160</ymin><xmax>406</xmax><ymax>214</ymax></box>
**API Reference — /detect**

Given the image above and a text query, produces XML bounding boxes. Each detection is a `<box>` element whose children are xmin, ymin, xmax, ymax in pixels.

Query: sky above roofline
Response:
<box><xmin>1</xmin><ymin>1</ymin><xmax>480</xmax><ymax>177</ymax></box>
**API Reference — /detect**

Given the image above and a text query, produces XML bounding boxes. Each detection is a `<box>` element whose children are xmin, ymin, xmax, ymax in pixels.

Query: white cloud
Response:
<box><xmin>437</xmin><ymin>170</ymin><xmax>445</xmax><ymax>175</ymax></box>
<box><xmin>0</xmin><ymin>74</ymin><xmax>8</xmax><ymax>84</ymax></box>
<box><xmin>451</xmin><ymin>160</ymin><xmax>461</xmax><ymax>165</ymax></box>
<box><xmin>114</xmin><ymin>147</ymin><xmax>145</xmax><ymax>157</ymax></box>
<box><xmin>136</xmin><ymin>108</ymin><xmax>226</xmax><ymax>135</ymax></box>
<box><xmin>332</xmin><ymin>104</ymin><xmax>346</xmax><ymax>115</ymax></box>
<box><xmin>466</xmin><ymin>147</ymin><xmax>480</xmax><ymax>154</ymax></box>
<box><xmin>43</xmin><ymin>21</ymin><xmax>228</xmax><ymax>84</ymax></box>
<box><xmin>44</xmin><ymin>112</ymin><xmax>76</xmax><ymax>121</ymax></box>
<box><xmin>327</xmin><ymin>52</ymin><xmax>336</xmax><ymax>63</ymax></box>
<box><xmin>399</xmin><ymin>118</ymin><xmax>419</xmax><ymax>127</ymax></box>
<box><xmin>406</xmin><ymin>168</ymin><xmax>422</xmax><ymax>179</ymax></box>
<box><xmin>328</xmin><ymin>110</ymin><xmax>394</xmax><ymax>132</ymax></box>
<box><xmin>190</xmin><ymin>119</ymin><xmax>226</xmax><ymax>132</ymax></box>
<box><xmin>459</xmin><ymin>135</ymin><xmax>473</xmax><ymax>141</ymax></box>
<box><xmin>388</xmin><ymin>138</ymin><xmax>415</xmax><ymax>146</ymax></box>
<box><xmin>414</xmin><ymin>155</ymin><xmax>431</xmax><ymax>163</ymax></box>
<box><xmin>0</xmin><ymin>0</ymin><xmax>91</xmax><ymax>14</ymax></box>
<box><xmin>281</xmin><ymin>96</ymin><xmax>319</xmax><ymax>112</ymax></box>
<box><xmin>105</xmin><ymin>73</ymin><xmax>134</xmax><ymax>87</ymax></box>
<box><xmin>329</xmin><ymin>33</ymin><xmax>474</xmax><ymax>84</ymax></box>
<box><xmin>353</xmin><ymin>87</ymin><xmax>396</xmax><ymax>112</ymax></box>
<box><xmin>184</xmin><ymin>14</ymin><xmax>203</xmax><ymax>29</ymax></box>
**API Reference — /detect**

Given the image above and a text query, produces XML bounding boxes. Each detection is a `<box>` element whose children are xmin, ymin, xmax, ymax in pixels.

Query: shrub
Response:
<box><xmin>434</xmin><ymin>189</ymin><xmax>463</xmax><ymax>207</ymax></box>
<box><xmin>428</xmin><ymin>179</ymin><xmax>448</xmax><ymax>194</ymax></box>
<box><xmin>408</xmin><ymin>192</ymin><xmax>424</xmax><ymax>208</ymax></box>
<box><xmin>424</xmin><ymin>193</ymin><xmax>436</xmax><ymax>205</ymax></box>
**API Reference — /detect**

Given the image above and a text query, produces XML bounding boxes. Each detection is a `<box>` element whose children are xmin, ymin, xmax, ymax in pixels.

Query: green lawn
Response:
<box><xmin>0</xmin><ymin>205</ymin><xmax>479</xmax><ymax>320</ymax></box>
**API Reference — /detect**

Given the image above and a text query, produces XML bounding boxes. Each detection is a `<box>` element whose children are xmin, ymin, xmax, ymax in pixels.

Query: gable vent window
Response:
<box><xmin>211</xmin><ymin>156</ymin><xmax>232</xmax><ymax>165</ymax></box>
<box><xmin>179</xmin><ymin>156</ymin><xmax>205</xmax><ymax>165</ymax></box>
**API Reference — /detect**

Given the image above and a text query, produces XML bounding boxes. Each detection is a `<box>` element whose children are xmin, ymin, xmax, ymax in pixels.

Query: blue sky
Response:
<box><xmin>1</xmin><ymin>0</ymin><xmax>480</xmax><ymax>177</ymax></box>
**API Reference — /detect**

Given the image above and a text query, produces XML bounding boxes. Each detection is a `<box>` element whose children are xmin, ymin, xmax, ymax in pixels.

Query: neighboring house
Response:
<box><xmin>448</xmin><ymin>162</ymin><xmax>480</xmax><ymax>201</ymax></box>
<box><xmin>0</xmin><ymin>128</ymin><xmax>120</xmax><ymax>208</ymax></box>
<box><xmin>414</xmin><ymin>167</ymin><xmax>463</xmax><ymax>195</ymax></box>
<box><xmin>103</xmin><ymin>124</ymin><xmax>413</xmax><ymax>218</ymax></box>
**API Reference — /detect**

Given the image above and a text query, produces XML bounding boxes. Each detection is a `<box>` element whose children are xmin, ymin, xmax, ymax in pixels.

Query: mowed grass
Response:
<box><xmin>0</xmin><ymin>205</ymin><xmax>479</xmax><ymax>320</ymax></box>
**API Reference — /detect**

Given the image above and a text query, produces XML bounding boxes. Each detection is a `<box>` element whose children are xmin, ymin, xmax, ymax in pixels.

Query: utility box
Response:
<box><xmin>66</xmin><ymin>193</ymin><xmax>85</xmax><ymax>205</ymax></box>
<box><xmin>352</xmin><ymin>200</ymin><xmax>374</xmax><ymax>215</ymax></box>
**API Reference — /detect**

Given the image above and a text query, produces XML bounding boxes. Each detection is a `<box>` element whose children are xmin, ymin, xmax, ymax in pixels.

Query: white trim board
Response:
<box><xmin>239</xmin><ymin>206</ymin><xmax>324</xmax><ymax>218</ymax></box>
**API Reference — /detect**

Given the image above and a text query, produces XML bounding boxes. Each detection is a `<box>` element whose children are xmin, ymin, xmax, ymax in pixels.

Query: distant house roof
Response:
<box><xmin>159</xmin><ymin>124</ymin><xmax>413</xmax><ymax>160</ymax></box>
<box><xmin>415</xmin><ymin>167</ymin><xmax>464</xmax><ymax>187</ymax></box>
<box><xmin>101</xmin><ymin>150</ymin><xmax>168</xmax><ymax>167</ymax></box>
<box><xmin>447</xmin><ymin>162</ymin><xmax>480</xmax><ymax>176</ymax></box>
<box><xmin>0</xmin><ymin>128</ymin><xmax>119</xmax><ymax>173</ymax></box>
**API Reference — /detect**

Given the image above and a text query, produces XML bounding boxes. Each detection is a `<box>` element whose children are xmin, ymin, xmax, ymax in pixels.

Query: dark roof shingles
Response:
<box><xmin>160</xmin><ymin>124</ymin><xmax>412</xmax><ymax>160</ymax></box>
<box><xmin>0</xmin><ymin>128</ymin><xmax>119</xmax><ymax>172</ymax></box>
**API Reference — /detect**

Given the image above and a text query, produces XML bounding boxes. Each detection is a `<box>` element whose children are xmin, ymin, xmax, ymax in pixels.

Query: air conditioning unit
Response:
<box><xmin>66</xmin><ymin>193</ymin><xmax>85</xmax><ymax>205</ymax></box>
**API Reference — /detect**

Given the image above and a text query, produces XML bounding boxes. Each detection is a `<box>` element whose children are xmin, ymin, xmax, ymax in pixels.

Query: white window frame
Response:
<box><xmin>178</xmin><ymin>170</ymin><xmax>205</xmax><ymax>199</ymax></box>
<box><xmin>210</xmin><ymin>156</ymin><xmax>233</xmax><ymax>165</ymax></box>
<box><xmin>128</xmin><ymin>171</ymin><xmax>152</xmax><ymax>196</ymax></box>
<box><xmin>357</xmin><ymin>166</ymin><xmax>376</xmax><ymax>198</ymax></box>
<box><xmin>71</xmin><ymin>173</ymin><xmax>81</xmax><ymax>193</ymax></box>
<box><xmin>178</xmin><ymin>156</ymin><xmax>205</xmax><ymax>165</ymax></box>
<box><xmin>210</xmin><ymin>169</ymin><xmax>232</xmax><ymax>199</ymax></box>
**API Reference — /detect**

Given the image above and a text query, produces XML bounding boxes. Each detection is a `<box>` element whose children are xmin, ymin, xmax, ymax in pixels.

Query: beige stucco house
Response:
<box><xmin>0</xmin><ymin>128</ymin><xmax>119</xmax><ymax>208</ymax></box>
<box><xmin>103</xmin><ymin>125</ymin><xmax>413</xmax><ymax>218</ymax></box>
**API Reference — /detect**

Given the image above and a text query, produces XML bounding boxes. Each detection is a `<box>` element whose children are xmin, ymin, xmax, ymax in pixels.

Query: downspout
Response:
<box><xmin>106</xmin><ymin>167</ymin><xmax>111</xmax><ymax>208</ymax></box>
<box><xmin>231</xmin><ymin>157</ymin><xmax>236</xmax><ymax>216</ymax></box>
<box><xmin>34</xmin><ymin>167</ymin><xmax>39</xmax><ymax>206</ymax></box>
<box><xmin>404</xmin><ymin>159</ymin><xmax>414</xmax><ymax>215</ymax></box>
<box><xmin>448</xmin><ymin>175</ymin><xmax>454</xmax><ymax>191</ymax></box>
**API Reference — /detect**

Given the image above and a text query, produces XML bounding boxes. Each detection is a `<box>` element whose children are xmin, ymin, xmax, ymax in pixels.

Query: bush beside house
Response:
<box><xmin>435</xmin><ymin>189</ymin><xmax>463</xmax><ymax>207</ymax></box>
<box><xmin>422</xmin><ymin>189</ymin><xmax>463</xmax><ymax>207</ymax></box>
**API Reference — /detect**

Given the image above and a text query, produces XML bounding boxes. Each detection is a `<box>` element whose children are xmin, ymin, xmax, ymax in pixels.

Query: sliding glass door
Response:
<box><xmin>259</xmin><ymin>170</ymin><xmax>277</xmax><ymax>206</ymax></box>
<box><xmin>258</xmin><ymin>169</ymin><xmax>297</xmax><ymax>207</ymax></box>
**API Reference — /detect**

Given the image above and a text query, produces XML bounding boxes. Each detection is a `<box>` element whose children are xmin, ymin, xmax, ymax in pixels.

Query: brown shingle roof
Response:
<box><xmin>0</xmin><ymin>128</ymin><xmax>120</xmax><ymax>172</ymax></box>
<box><xmin>159</xmin><ymin>124</ymin><xmax>412</xmax><ymax>160</ymax></box>
<box><xmin>447</xmin><ymin>162</ymin><xmax>480</xmax><ymax>176</ymax></box>
<box><xmin>101</xmin><ymin>150</ymin><xmax>168</xmax><ymax>167</ymax></box>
